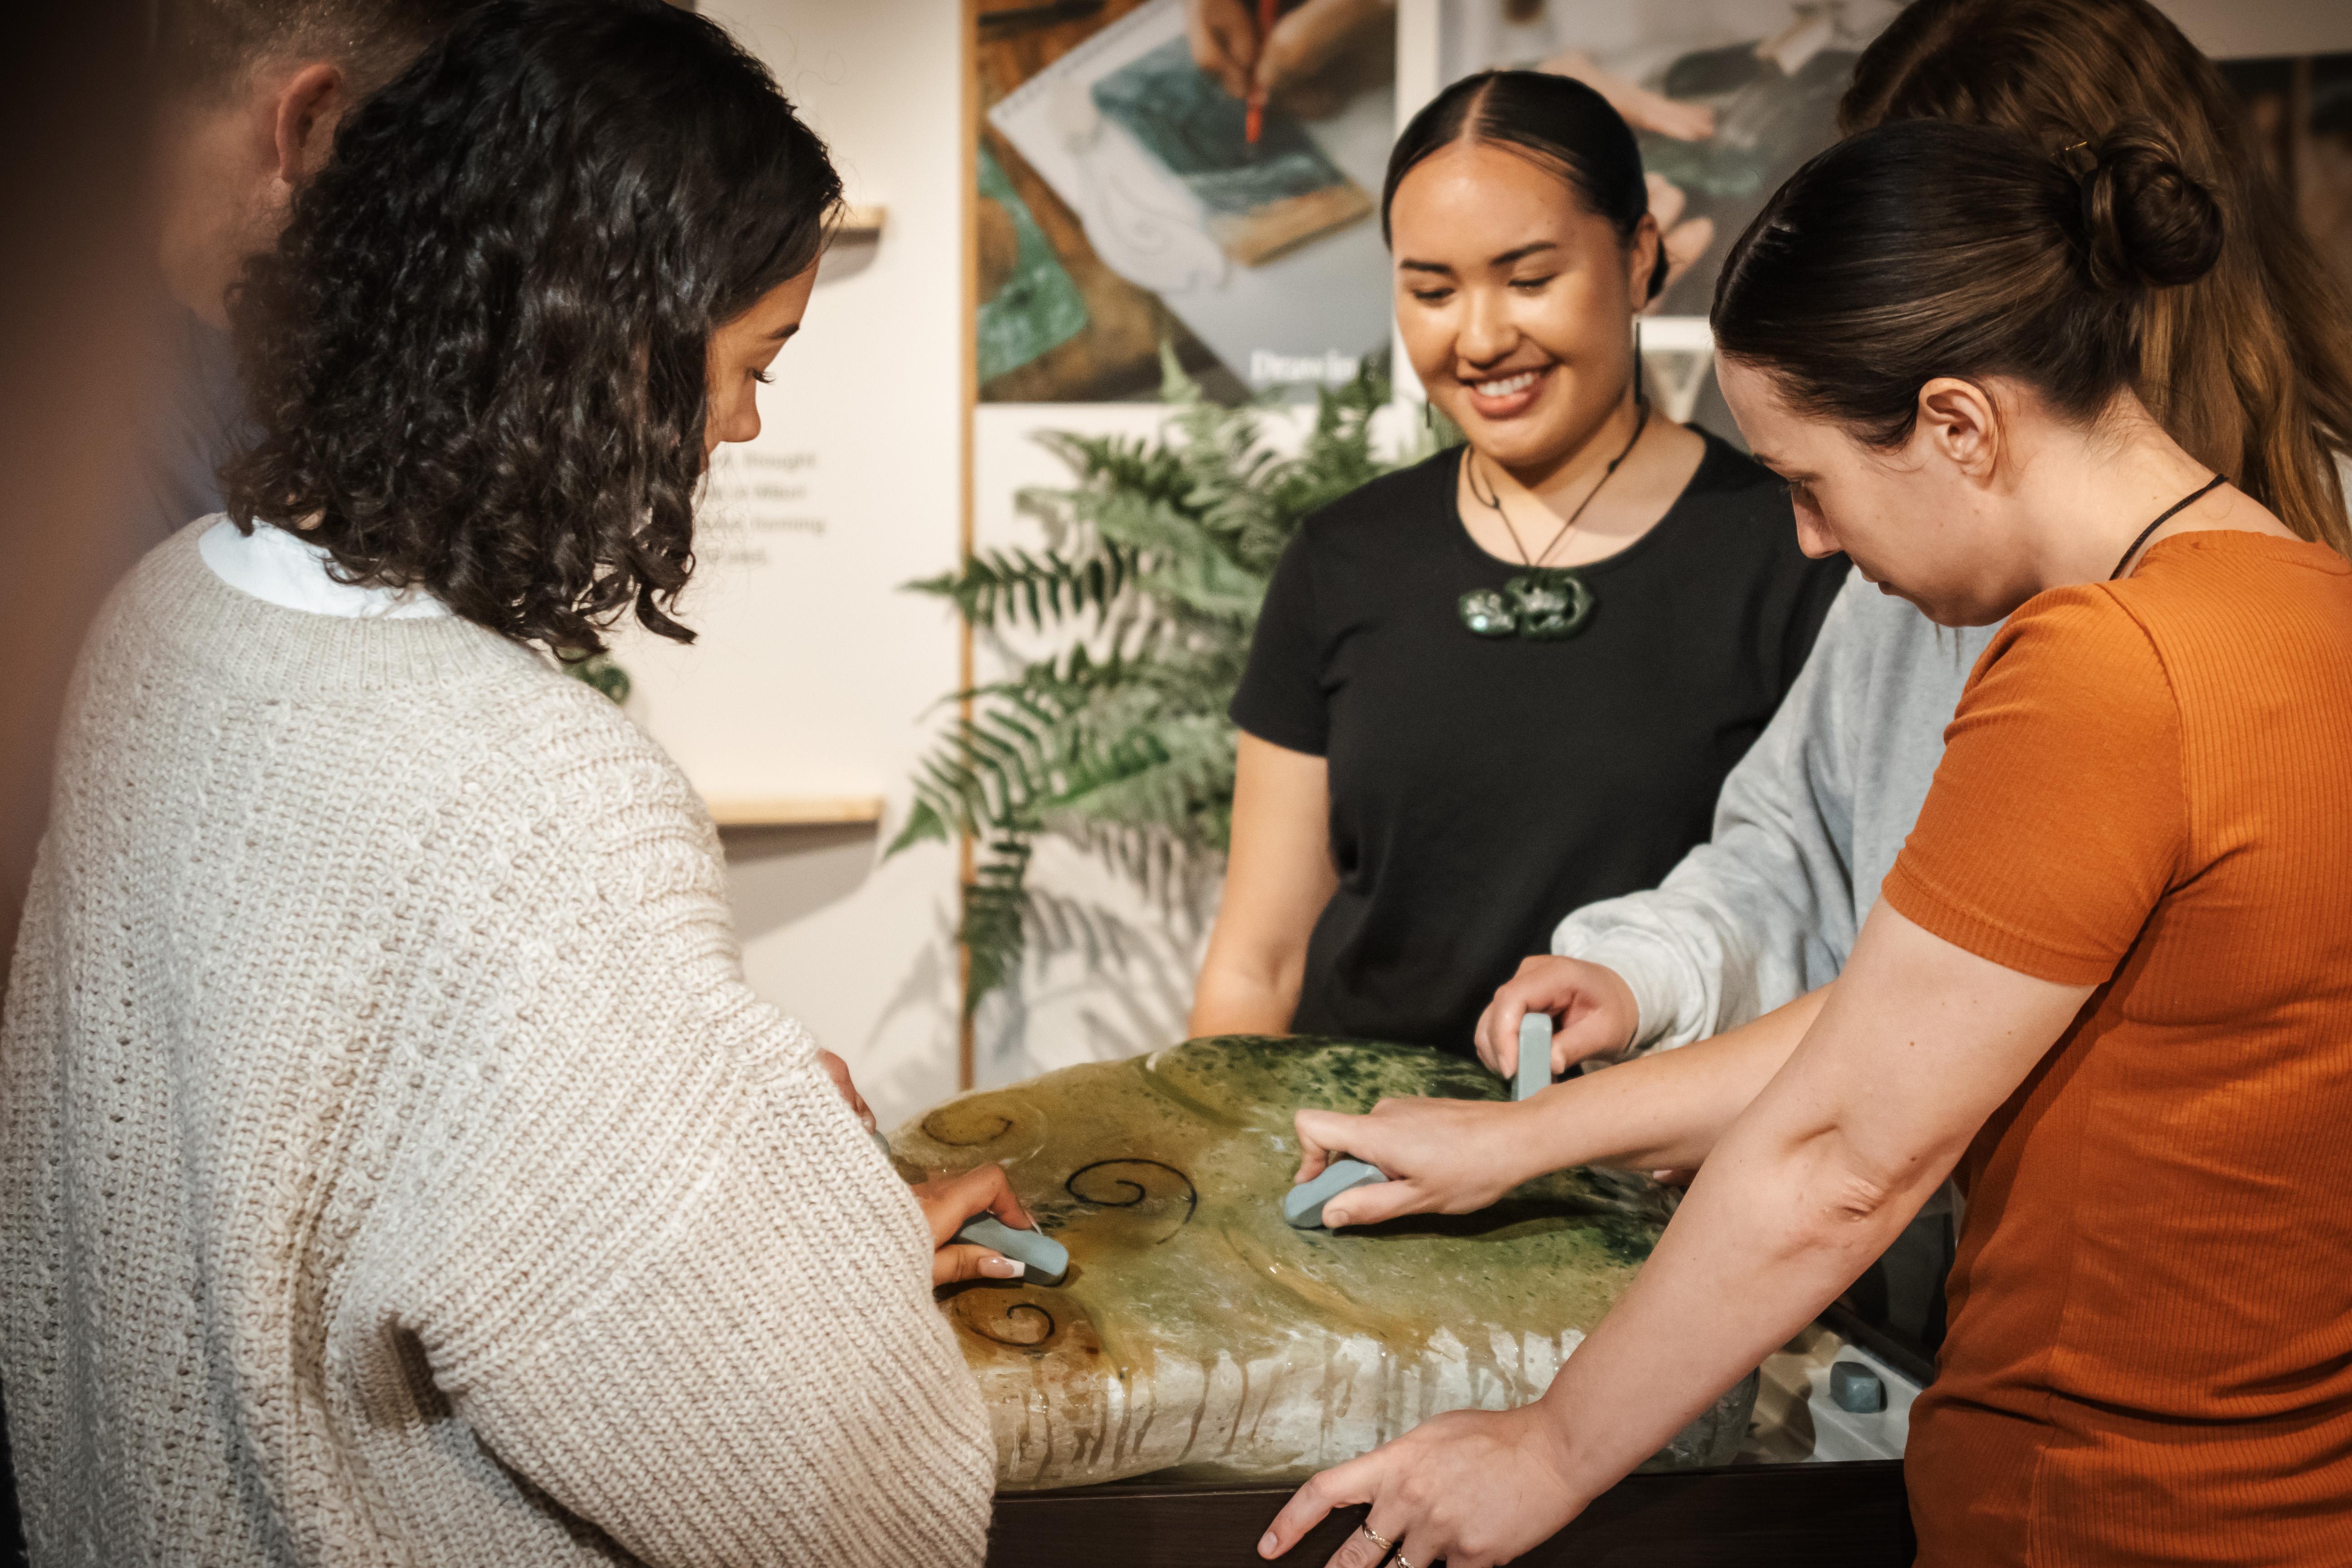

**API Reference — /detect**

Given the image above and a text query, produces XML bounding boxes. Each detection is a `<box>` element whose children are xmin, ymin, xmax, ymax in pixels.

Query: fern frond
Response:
<box><xmin>905</xmin><ymin>542</ymin><xmax>1133</xmax><ymax>632</ymax></box>
<box><xmin>959</xmin><ymin>839</ymin><xmax>1034</xmax><ymax>1017</ymax></box>
<box><xmin>887</xmin><ymin>795</ymin><xmax>951</xmax><ymax>856</ymax></box>
<box><xmin>897</xmin><ymin>343</ymin><xmax>1405</xmax><ymax>1011</ymax></box>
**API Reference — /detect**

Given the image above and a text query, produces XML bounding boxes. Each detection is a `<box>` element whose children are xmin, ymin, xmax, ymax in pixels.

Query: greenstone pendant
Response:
<box><xmin>1458</xmin><ymin>587</ymin><xmax>1517</xmax><ymax>637</ymax></box>
<box><xmin>1457</xmin><ymin>568</ymin><xmax>1595</xmax><ymax>640</ymax></box>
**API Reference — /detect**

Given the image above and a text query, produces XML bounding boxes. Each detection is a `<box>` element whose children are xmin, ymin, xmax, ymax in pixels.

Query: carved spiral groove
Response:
<box><xmin>963</xmin><ymin>1300</ymin><xmax>1057</xmax><ymax>1348</ymax></box>
<box><xmin>1065</xmin><ymin>1158</ymin><xmax>1199</xmax><ymax>1244</ymax></box>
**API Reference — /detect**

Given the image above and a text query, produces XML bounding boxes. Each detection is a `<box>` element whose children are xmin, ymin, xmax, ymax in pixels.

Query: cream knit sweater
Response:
<box><xmin>0</xmin><ymin>528</ymin><xmax>996</xmax><ymax>1566</ymax></box>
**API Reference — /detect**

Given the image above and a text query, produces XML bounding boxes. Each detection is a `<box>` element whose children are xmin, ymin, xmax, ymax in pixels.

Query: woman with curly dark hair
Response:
<box><xmin>0</xmin><ymin>4</ymin><xmax>1018</xmax><ymax>1564</ymax></box>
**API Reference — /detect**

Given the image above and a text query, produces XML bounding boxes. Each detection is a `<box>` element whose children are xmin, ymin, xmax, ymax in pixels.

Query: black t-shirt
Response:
<box><xmin>1229</xmin><ymin>433</ymin><xmax>1847</xmax><ymax>1055</ymax></box>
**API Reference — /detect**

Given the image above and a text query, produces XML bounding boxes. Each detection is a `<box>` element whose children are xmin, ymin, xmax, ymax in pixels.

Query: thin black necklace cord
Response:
<box><xmin>2110</xmin><ymin>474</ymin><xmax>2226</xmax><ymax>580</ymax></box>
<box><xmin>1469</xmin><ymin>398</ymin><xmax>1652</xmax><ymax>569</ymax></box>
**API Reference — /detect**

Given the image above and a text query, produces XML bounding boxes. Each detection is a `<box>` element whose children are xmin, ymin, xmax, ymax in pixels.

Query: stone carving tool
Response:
<box><xmin>1285</xmin><ymin>1013</ymin><xmax>1557</xmax><ymax>1229</ymax></box>
<box><xmin>870</xmin><ymin>1128</ymin><xmax>1069</xmax><ymax>1284</ymax></box>
<box><xmin>954</xmin><ymin>1216</ymin><xmax>1070</xmax><ymax>1285</ymax></box>
<box><xmin>1516</xmin><ymin>1011</ymin><xmax>1554</xmax><ymax>1101</ymax></box>
<box><xmin>1281</xmin><ymin>1152</ymin><xmax>1389</xmax><ymax>1229</ymax></box>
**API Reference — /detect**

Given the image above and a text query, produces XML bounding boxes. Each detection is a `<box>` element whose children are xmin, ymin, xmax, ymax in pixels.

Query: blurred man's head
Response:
<box><xmin>154</xmin><ymin>0</ymin><xmax>477</xmax><ymax>324</ymax></box>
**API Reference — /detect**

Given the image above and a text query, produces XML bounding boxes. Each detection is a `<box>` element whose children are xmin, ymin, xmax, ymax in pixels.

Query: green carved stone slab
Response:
<box><xmin>886</xmin><ymin>1036</ymin><xmax>1757</xmax><ymax>1490</ymax></box>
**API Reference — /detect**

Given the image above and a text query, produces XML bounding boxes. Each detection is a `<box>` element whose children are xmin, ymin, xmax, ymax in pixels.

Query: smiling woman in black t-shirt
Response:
<box><xmin>1187</xmin><ymin>70</ymin><xmax>1845</xmax><ymax>1061</ymax></box>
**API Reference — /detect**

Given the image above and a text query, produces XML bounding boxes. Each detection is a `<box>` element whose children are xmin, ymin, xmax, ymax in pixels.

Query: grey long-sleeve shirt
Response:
<box><xmin>1553</xmin><ymin>569</ymin><xmax>1997</xmax><ymax>1049</ymax></box>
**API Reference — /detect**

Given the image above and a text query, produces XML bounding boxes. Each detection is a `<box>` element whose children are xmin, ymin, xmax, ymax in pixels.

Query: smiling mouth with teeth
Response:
<box><xmin>1472</xmin><ymin>369</ymin><xmax>1544</xmax><ymax>397</ymax></box>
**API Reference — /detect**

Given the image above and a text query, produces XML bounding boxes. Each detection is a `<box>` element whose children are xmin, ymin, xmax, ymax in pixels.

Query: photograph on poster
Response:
<box><xmin>976</xmin><ymin>0</ymin><xmax>1396</xmax><ymax>402</ymax></box>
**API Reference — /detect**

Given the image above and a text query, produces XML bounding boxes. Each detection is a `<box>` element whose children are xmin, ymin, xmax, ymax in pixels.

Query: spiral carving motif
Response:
<box><xmin>1064</xmin><ymin>1158</ymin><xmax>1199</xmax><ymax>1244</ymax></box>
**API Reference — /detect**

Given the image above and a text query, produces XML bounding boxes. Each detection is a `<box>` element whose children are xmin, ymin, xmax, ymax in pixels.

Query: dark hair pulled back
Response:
<box><xmin>1382</xmin><ymin>70</ymin><xmax>1661</xmax><ymax>300</ymax></box>
<box><xmin>1713</xmin><ymin>119</ymin><xmax>2221</xmax><ymax>447</ymax></box>
<box><xmin>220</xmin><ymin>0</ymin><xmax>842</xmax><ymax>656</ymax></box>
<box><xmin>1834</xmin><ymin>0</ymin><xmax>2352</xmax><ymax>553</ymax></box>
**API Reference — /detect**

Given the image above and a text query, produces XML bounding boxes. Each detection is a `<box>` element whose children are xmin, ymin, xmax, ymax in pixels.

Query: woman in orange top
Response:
<box><xmin>1256</xmin><ymin>121</ymin><xmax>2352</xmax><ymax>1568</ymax></box>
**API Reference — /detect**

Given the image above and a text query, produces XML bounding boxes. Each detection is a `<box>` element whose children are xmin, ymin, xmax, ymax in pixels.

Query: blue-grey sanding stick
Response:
<box><xmin>1283</xmin><ymin>1157</ymin><xmax>1389</xmax><ymax>1229</ymax></box>
<box><xmin>869</xmin><ymin>1128</ymin><xmax>1069</xmax><ymax>1284</ymax></box>
<box><xmin>1516</xmin><ymin>1012</ymin><xmax>1554</xmax><ymax>1102</ymax></box>
<box><xmin>955</xmin><ymin>1215</ymin><xmax>1070</xmax><ymax>1285</ymax></box>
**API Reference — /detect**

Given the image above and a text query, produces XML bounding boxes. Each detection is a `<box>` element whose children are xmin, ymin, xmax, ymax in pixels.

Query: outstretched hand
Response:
<box><xmin>1257</xmin><ymin>1405</ymin><xmax>1587</xmax><ymax>1568</ymax></box>
<box><xmin>1473</xmin><ymin>955</ymin><xmax>1640</xmax><ymax>1076</ymax></box>
<box><xmin>1292</xmin><ymin>1095</ymin><xmax>1535</xmax><ymax>1228</ymax></box>
<box><xmin>911</xmin><ymin>1163</ymin><xmax>1037</xmax><ymax>1287</ymax></box>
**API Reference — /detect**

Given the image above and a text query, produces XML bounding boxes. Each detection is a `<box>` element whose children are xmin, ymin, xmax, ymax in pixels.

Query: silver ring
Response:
<box><xmin>1357</xmin><ymin>1522</ymin><xmax>1396</xmax><ymax>1553</ymax></box>
<box><xmin>1392</xmin><ymin>1553</ymin><xmax>1418</xmax><ymax>1568</ymax></box>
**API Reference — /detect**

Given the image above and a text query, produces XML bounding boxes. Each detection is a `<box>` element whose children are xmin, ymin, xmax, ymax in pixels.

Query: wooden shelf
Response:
<box><xmin>826</xmin><ymin>203</ymin><xmax>887</xmax><ymax>247</ymax></box>
<box><xmin>706</xmin><ymin>795</ymin><xmax>885</xmax><ymax>830</ymax></box>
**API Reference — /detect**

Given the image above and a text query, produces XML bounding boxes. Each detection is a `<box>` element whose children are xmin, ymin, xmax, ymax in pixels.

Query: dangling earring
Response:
<box><xmin>1631</xmin><ymin>317</ymin><xmax>1648</xmax><ymax>411</ymax></box>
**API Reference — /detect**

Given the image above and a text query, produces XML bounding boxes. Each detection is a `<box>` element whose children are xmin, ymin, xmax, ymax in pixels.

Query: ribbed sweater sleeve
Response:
<box><xmin>362</xmin><ymin>727</ymin><xmax>996</xmax><ymax>1567</ymax></box>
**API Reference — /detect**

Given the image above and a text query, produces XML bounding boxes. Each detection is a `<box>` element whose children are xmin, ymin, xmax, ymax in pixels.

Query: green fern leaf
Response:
<box><xmin>897</xmin><ymin>345</ymin><xmax>1409</xmax><ymax>1011</ymax></box>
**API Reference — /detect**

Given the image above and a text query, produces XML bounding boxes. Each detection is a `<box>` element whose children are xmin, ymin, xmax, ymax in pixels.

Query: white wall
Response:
<box><xmin>612</xmin><ymin>0</ymin><xmax>968</xmax><ymax>1130</ymax></box>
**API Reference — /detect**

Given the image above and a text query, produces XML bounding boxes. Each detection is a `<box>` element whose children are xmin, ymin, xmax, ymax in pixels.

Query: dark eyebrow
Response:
<box><xmin>770</xmin><ymin>323</ymin><xmax>800</xmax><ymax>342</ymax></box>
<box><xmin>1397</xmin><ymin>240</ymin><xmax>1561</xmax><ymax>278</ymax></box>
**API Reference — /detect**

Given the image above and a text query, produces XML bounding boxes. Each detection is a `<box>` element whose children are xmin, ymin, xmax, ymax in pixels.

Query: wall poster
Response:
<box><xmin>974</xmin><ymin>0</ymin><xmax>1399</xmax><ymax>403</ymax></box>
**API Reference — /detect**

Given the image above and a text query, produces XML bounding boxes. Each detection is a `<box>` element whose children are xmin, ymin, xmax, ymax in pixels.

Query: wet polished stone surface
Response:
<box><xmin>888</xmin><ymin>1036</ymin><xmax>1755</xmax><ymax>1490</ymax></box>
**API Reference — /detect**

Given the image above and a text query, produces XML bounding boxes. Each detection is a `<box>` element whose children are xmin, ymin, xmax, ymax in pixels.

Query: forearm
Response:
<box><xmin>1533</xmin><ymin>1100</ymin><xmax>1933</xmax><ymax>1508</ymax></box>
<box><xmin>1187</xmin><ymin>952</ymin><xmax>1303</xmax><ymax>1037</ymax></box>
<box><xmin>1197</xmin><ymin>734</ymin><xmax>1334</xmax><ymax>1038</ymax></box>
<box><xmin>1518</xmin><ymin>986</ymin><xmax>1826</xmax><ymax>1174</ymax></box>
<box><xmin>1528</xmin><ymin>905</ymin><xmax>2091</xmax><ymax>1507</ymax></box>
<box><xmin>454</xmin><ymin>1050</ymin><xmax>994</xmax><ymax>1565</ymax></box>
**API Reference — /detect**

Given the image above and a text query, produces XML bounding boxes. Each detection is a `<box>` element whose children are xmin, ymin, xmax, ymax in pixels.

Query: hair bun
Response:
<box><xmin>2075</xmin><ymin>123</ymin><xmax>2223</xmax><ymax>290</ymax></box>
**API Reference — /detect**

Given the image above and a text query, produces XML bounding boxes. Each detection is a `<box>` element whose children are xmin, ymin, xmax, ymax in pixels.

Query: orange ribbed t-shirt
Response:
<box><xmin>1882</xmin><ymin>532</ymin><xmax>2352</xmax><ymax>1567</ymax></box>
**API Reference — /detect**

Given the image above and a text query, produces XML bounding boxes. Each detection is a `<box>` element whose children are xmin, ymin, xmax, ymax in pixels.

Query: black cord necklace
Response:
<box><xmin>2110</xmin><ymin>474</ymin><xmax>2226</xmax><ymax>579</ymax></box>
<box><xmin>1458</xmin><ymin>398</ymin><xmax>1650</xmax><ymax>640</ymax></box>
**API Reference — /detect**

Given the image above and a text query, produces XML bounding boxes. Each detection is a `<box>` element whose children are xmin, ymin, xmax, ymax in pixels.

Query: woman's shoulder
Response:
<box><xmin>455</xmin><ymin>660</ymin><xmax>711</xmax><ymax>839</ymax></box>
<box><xmin>2010</xmin><ymin>531</ymin><xmax>2347</xmax><ymax>649</ymax></box>
<box><xmin>1968</xmin><ymin>577</ymin><xmax>2173</xmax><ymax>730</ymax></box>
<box><xmin>2059</xmin><ymin>531</ymin><xmax>2352</xmax><ymax>701</ymax></box>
